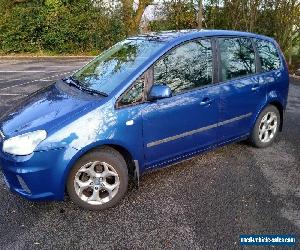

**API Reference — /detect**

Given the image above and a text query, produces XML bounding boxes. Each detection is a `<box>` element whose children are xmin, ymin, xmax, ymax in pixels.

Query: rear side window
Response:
<box><xmin>255</xmin><ymin>39</ymin><xmax>281</xmax><ymax>72</ymax></box>
<box><xmin>219</xmin><ymin>37</ymin><xmax>255</xmax><ymax>81</ymax></box>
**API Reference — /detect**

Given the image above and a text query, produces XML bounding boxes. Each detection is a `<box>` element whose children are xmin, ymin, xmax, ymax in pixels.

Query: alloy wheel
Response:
<box><xmin>74</xmin><ymin>161</ymin><xmax>120</xmax><ymax>205</ymax></box>
<box><xmin>258</xmin><ymin>111</ymin><xmax>278</xmax><ymax>143</ymax></box>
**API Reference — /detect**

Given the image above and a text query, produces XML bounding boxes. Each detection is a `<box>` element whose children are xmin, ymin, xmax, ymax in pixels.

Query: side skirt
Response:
<box><xmin>143</xmin><ymin>133</ymin><xmax>249</xmax><ymax>175</ymax></box>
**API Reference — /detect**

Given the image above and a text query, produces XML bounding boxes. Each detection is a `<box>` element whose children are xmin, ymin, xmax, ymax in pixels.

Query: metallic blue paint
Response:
<box><xmin>217</xmin><ymin>74</ymin><xmax>267</xmax><ymax>142</ymax></box>
<box><xmin>148</xmin><ymin>84</ymin><xmax>172</xmax><ymax>101</ymax></box>
<box><xmin>143</xmin><ymin>83</ymin><xmax>220</xmax><ymax>168</ymax></box>
<box><xmin>0</xmin><ymin>147</ymin><xmax>78</xmax><ymax>200</ymax></box>
<box><xmin>0</xmin><ymin>30</ymin><xmax>289</xmax><ymax>201</ymax></box>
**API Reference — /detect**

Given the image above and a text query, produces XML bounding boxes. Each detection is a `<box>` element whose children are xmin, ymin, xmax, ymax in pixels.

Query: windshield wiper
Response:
<box><xmin>63</xmin><ymin>76</ymin><xmax>108</xmax><ymax>97</ymax></box>
<box><xmin>79</xmin><ymin>86</ymin><xmax>108</xmax><ymax>97</ymax></box>
<box><xmin>63</xmin><ymin>76</ymin><xmax>82</xmax><ymax>90</ymax></box>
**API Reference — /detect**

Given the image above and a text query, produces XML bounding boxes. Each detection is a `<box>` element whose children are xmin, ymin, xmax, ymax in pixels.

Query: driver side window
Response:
<box><xmin>154</xmin><ymin>39</ymin><xmax>213</xmax><ymax>94</ymax></box>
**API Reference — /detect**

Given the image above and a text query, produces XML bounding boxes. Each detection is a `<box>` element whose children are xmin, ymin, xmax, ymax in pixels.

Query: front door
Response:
<box><xmin>142</xmin><ymin>38</ymin><xmax>220</xmax><ymax>168</ymax></box>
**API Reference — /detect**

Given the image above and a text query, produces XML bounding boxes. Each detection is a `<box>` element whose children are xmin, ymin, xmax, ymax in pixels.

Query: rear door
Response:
<box><xmin>142</xmin><ymin>38</ymin><xmax>221</xmax><ymax>167</ymax></box>
<box><xmin>217</xmin><ymin>37</ymin><xmax>266</xmax><ymax>142</ymax></box>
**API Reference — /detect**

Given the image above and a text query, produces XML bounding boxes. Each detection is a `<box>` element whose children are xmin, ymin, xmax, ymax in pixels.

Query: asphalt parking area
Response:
<box><xmin>0</xmin><ymin>59</ymin><xmax>300</xmax><ymax>249</ymax></box>
<box><xmin>0</xmin><ymin>58</ymin><xmax>90</xmax><ymax>115</ymax></box>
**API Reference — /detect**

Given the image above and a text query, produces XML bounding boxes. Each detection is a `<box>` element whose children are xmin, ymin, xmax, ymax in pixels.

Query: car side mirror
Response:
<box><xmin>148</xmin><ymin>84</ymin><xmax>172</xmax><ymax>101</ymax></box>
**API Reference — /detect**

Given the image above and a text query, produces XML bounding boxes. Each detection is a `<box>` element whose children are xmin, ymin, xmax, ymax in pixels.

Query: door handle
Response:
<box><xmin>251</xmin><ymin>84</ymin><xmax>260</xmax><ymax>92</ymax></box>
<box><xmin>200</xmin><ymin>97</ymin><xmax>213</xmax><ymax>106</ymax></box>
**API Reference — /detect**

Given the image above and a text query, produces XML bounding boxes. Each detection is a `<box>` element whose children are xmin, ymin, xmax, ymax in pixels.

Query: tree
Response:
<box><xmin>197</xmin><ymin>0</ymin><xmax>203</xmax><ymax>29</ymax></box>
<box><xmin>150</xmin><ymin>0</ymin><xmax>197</xmax><ymax>31</ymax></box>
<box><xmin>121</xmin><ymin>0</ymin><xmax>153</xmax><ymax>35</ymax></box>
<box><xmin>0</xmin><ymin>0</ymin><xmax>299</xmax><ymax>68</ymax></box>
<box><xmin>270</xmin><ymin>0</ymin><xmax>300</xmax><ymax>65</ymax></box>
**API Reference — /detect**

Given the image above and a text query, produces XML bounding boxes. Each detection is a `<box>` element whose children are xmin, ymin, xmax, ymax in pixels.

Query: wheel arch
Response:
<box><xmin>251</xmin><ymin>99</ymin><xmax>284</xmax><ymax>132</ymax></box>
<box><xmin>255</xmin><ymin>100</ymin><xmax>284</xmax><ymax>129</ymax></box>
<box><xmin>268</xmin><ymin>100</ymin><xmax>284</xmax><ymax>131</ymax></box>
<box><xmin>74</xmin><ymin>143</ymin><xmax>135</xmax><ymax>174</ymax></box>
<box><xmin>62</xmin><ymin>142</ymin><xmax>137</xmax><ymax>195</ymax></box>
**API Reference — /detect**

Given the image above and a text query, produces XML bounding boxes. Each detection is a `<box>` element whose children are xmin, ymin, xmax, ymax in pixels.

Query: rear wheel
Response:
<box><xmin>67</xmin><ymin>147</ymin><xmax>128</xmax><ymax>210</ymax></box>
<box><xmin>250</xmin><ymin>105</ymin><xmax>280</xmax><ymax>148</ymax></box>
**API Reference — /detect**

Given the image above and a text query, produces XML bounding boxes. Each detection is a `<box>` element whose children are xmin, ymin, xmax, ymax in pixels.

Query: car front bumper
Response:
<box><xmin>0</xmin><ymin>147</ymin><xmax>78</xmax><ymax>201</ymax></box>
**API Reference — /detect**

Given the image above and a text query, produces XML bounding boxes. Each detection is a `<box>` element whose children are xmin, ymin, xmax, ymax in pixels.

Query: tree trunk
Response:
<box><xmin>121</xmin><ymin>0</ymin><xmax>153</xmax><ymax>35</ymax></box>
<box><xmin>289</xmin><ymin>37</ymin><xmax>293</xmax><ymax>66</ymax></box>
<box><xmin>198</xmin><ymin>0</ymin><xmax>203</xmax><ymax>29</ymax></box>
<box><xmin>121</xmin><ymin>0</ymin><xmax>136</xmax><ymax>35</ymax></box>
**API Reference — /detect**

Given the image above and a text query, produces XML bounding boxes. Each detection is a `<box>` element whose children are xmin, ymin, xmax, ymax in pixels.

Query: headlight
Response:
<box><xmin>3</xmin><ymin>130</ymin><xmax>47</xmax><ymax>156</ymax></box>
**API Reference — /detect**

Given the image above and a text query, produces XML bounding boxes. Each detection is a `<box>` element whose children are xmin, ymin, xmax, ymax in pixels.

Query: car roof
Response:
<box><xmin>129</xmin><ymin>29</ymin><xmax>275</xmax><ymax>43</ymax></box>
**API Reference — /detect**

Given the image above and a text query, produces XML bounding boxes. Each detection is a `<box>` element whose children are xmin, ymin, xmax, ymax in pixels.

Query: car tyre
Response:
<box><xmin>67</xmin><ymin>147</ymin><xmax>128</xmax><ymax>210</ymax></box>
<box><xmin>250</xmin><ymin>105</ymin><xmax>280</xmax><ymax>148</ymax></box>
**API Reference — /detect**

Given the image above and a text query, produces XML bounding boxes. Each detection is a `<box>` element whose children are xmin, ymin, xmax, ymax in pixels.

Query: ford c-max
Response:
<box><xmin>0</xmin><ymin>30</ymin><xmax>289</xmax><ymax>210</ymax></box>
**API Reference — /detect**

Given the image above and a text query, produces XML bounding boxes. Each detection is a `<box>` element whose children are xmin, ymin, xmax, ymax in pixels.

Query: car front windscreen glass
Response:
<box><xmin>72</xmin><ymin>39</ymin><xmax>165</xmax><ymax>95</ymax></box>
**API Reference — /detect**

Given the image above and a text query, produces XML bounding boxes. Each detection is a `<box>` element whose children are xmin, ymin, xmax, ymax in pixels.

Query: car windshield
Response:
<box><xmin>72</xmin><ymin>39</ymin><xmax>165</xmax><ymax>95</ymax></box>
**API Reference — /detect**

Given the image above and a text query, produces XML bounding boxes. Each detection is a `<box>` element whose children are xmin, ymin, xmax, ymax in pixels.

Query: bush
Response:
<box><xmin>149</xmin><ymin>0</ymin><xmax>197</xmax><ymax>32</ymax></box>
<box><xmin>0</xmin><ymin>6</ymin><xmax>46</xmax><ymax>53</ymax></box>
<box><xmin>0</xmin><ymin>1</ymin><xmax>126</xmax><ymax>55</ymax></box>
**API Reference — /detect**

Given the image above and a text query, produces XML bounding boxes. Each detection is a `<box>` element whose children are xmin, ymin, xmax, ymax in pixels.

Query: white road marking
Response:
<box><xmin>0</xmin><ymin>70</ymin><xmax>66</xmax><ymax>73</ymax></box>
<box><xmin>0</xmin><ymin>75</ymin><xmax>60</xmax><ymax>83</ymax></box>
<box><xmin>290</xmin><ymin>74</ymin><xmax>300</xmax><ymax>79</ymax></box>
<box><xmin>0</xmin><ymin>66</ymin><xmax>81</xmax><ymax>72</ymax></box>
<box><xmin>0</xmin><ymin>93</ymin><xmax>28</xmax><ymax>96</ymax></box>
<box><xmin>0</xmin><ymin>70</ymin><xmax>74</xmax><ymax>90</ymax></box>
<box><xmin>39</xmin><ymin>79</ymin><xmax>55</xmax><ymax>82</ymax></box>
<box><xmin>0</xmin><ymin>77</ymin><xmax>29</xmax><ymax>83</ymax></box>
<box><xmin>0</xmin><ymin>65</ymin><xmax>82</xmax><ymax>72</ymax></box>
<box><xmin>46</xmin><ymin>65</ymin><xmax>83</xmax><ymax>68</ymax></box>
<box><xmin>0</xmin><ymin>70</ymin><xmax>79</xmax><ymax>73</ymax></box>
<box><xmin>0</xmin><ymin>71</ymin><xmax>76</xmax><ymax>84</ymax></box>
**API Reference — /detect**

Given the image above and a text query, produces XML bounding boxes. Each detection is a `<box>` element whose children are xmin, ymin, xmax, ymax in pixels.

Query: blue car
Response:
<box><xmin>0</xmin><ymin>30</ymin><xmax>289</xmax><ymax>210</ymax></box>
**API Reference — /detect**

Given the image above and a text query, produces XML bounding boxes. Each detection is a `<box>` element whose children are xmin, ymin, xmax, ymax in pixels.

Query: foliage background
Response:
<box><xmin>0</xmin><ymin>0</ymin><xmax>299</xmax><ymax>69</ymax></box>
<box><xmin>0</xmin><ymin>0</ymin><xmax>126</xmax><ymax>54</ymax></box>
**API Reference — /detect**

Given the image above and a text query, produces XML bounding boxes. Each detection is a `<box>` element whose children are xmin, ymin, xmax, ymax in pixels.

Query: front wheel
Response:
<box><xmin>250</xmin><ymin>105</ymin><xmax>280</xmax><ymax>148</ymax></box>
<box><xmin>67</xmin><ymin>147</ymin><xmax>128</xmax><ymax>210</ymax></box>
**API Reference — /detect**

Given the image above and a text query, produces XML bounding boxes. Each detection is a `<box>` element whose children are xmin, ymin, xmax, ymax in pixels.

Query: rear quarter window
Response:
<box><xmin>255</xmin><ymin>39</ymin><xmax>281</xmax><ymax>72</ymax></box>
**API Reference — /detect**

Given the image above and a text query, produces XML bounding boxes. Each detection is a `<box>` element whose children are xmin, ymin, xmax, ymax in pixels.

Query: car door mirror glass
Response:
<box><xmin>148</xmin><ymin>84</ymin><xmax>172</xmax><ymax>101</ymax></box>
